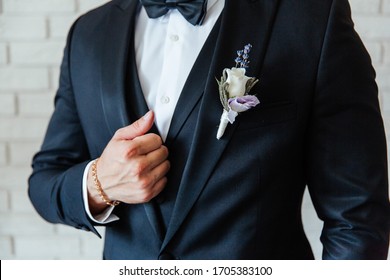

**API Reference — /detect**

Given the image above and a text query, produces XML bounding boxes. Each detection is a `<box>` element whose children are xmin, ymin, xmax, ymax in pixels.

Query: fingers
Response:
<box><xmin>92</xmin><ymin>111</ymin><xmax>170</xmax><ymax>206</ymax></box>
<box><xmin>127</xmin><ymin>144</ymin><xmax>168</xmax><ymax>176</ymax></box>
<box><xmin>144</xmin><ymin>145</ymin><xmax>169</xmax><ymax>171</ymax></box>
<box><xmin>128</xmin><ymin>176</ymin><xmax>168</xmax><ymax>204</ymax></box>
<box><xmin>130</xmin><ymin>160</ymin><xmax>170</xmax><ymax>203</ymax></box>
<box><xmin>149</xmin><ymin>159</ymin><xmax>170</xmax><ymax>186</ymax></box>
<box><xmin>114</xmin><ymin>111</ymin><xmax>155</xmax><ymax>140</ymax></box>
<box><xmin>130</xmin><ymin>133</ymin><xmax>163</xmax><ymax>156</ymax></box>
<box><xmin>148</xmin><ymin>176</ymin><xmax>168</xmax><ymax>201</ymax></box>
<box><xmin>111</xmin><ymin>160</ymin><xmax>170</xmax><ymax>204</ymax></box>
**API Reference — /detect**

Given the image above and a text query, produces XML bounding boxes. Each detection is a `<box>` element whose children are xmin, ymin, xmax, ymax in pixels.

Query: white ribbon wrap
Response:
<box><xmin>216</xmin><ymin>109</ymin><xmax>238</xmax><ymax>139</ymax></box>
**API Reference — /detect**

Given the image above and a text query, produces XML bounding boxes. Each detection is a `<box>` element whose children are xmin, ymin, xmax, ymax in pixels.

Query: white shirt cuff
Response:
<box><xmin>82</xmin><ymin>160</ymin><xmax>120</xmax><ymax>224</ymax></box>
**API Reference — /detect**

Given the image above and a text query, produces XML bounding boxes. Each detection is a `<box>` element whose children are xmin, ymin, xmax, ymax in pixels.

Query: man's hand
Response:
<box><xmin>87</xmin><ymin>111</ymin><xmax>170</xmax><ymax>215</ymax></box>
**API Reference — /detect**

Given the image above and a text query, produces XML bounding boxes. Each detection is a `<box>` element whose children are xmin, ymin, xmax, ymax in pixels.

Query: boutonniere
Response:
<box><xmin>216</xmin><ymin>44</ymin><xmax>260</xmax><ymax>139</ymax></box>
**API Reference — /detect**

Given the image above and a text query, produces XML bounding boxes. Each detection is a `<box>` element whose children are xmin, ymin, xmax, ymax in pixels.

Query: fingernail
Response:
<box><xmin>143</xmin><ymin>111</ymin><xmax>152</xmax><ymax>121</ymax></box>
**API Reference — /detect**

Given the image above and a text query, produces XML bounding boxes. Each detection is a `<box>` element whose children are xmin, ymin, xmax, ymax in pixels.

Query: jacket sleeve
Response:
<box><xmin>307</xmin><ymin>0</ymin><xmax>390</xmax><ymax>259</ymax></box>
<box><xmin>28</xmin><ymin>20</ymin><xmax>99</xmax><ymax>236</ymax></box>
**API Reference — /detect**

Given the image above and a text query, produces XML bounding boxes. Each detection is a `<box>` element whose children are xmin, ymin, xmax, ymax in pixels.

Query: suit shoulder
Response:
<box><xmin>72</xmin><ymin>0</ymin><xmax>133</xmax><ymax>33</ymax></box>
<box><xmin>75</xmin><ymin>1</ymin><xmax>115</xmax><ymax>28</ymax></box>
<box><xmin>279</xmin><ymin>0</ymin><xmax>333</xmax><ymax>13</ymax></box>
<box><xmin>277</xmin><ymin>0</ymin><xmax>344</xmax><ymax>27</ymax></box>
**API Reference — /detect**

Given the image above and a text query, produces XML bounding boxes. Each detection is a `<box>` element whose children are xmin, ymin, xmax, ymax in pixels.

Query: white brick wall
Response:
<box><xmin>0</xmin><ymin>142</ymin><xmax>7</xmax><ymax>165</ymax></box>
<box><xmin>0</xmin><ymin>16</ymin><xmax>46</xmax><ymax>39</ymax></box>
<box><xmin>0</xmin><ymin>93</ymin><xmax>15</xmax><ymax>116</ymax></box>
<box><xmin>385</xmin><ymin>43</ymin><xmax>390</xmax><ymax>64</ymax></box>
<box><xmin>349</xmin><ymin>0</ymin><xmax>381</xmax><ymax>14</ymax></box>
<box><xmin>11</xmin><ymin>42</ymin><xmax>64</xmax><ymax>65</ymax></box>
<box><xmin>385</xmin><ymin>0</ymin><xmax>390</xmax><ymax>14</ymax></box>
<box><xmin>18</xmin><ymin>93</ymin><xmax>54</xmax><ymax>117</ymax></box>
<box><xmin>2</xmin><ymin>0</ymin><xmax>76</xmax><ymax>14</ymax></box>
<box><xmin>0</xmin><ymin>68</ymin><xmax>49</xmax><ymax>90</ymax></box>
<box><xmin>0</xmin><ymin>43</ymin><xmax>7</xmax><ymax>64</ymax></box>
<box><xmin>0</xmin><ymin>0</ymin><xmax>389</xmax><ymax>260</ymax></box>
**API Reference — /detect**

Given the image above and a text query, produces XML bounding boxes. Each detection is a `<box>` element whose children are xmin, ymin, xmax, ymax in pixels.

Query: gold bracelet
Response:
<box><xmin>91</xmin><ymin>158</ymin><xmax>120</xmax><ymax>207</ymax></box>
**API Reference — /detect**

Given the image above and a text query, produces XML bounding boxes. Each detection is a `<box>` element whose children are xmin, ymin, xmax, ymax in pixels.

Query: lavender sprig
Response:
<box><xmin>235</xmin><ymin>44</ymin><xmax>252</xmax><ymax>69</ymax></box>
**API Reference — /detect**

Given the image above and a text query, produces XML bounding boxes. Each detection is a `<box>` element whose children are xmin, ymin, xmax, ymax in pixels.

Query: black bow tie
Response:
<box><xmin>140</xmin><ymin>0</ymin><xmax>208</xmax><ymax>26</ymax></box>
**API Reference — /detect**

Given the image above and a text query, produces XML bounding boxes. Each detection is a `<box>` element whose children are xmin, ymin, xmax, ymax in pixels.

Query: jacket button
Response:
<box><xmin>158</xmin><ymin>252</ymin><xmax>175</xmax><ymax>260</ymax></box>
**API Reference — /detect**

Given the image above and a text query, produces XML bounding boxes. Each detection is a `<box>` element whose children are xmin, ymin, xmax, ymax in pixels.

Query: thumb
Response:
<box><xmin>114</xmin><ymin>111</ymin><xmax>155</xmax><ymax>140</ymax></box>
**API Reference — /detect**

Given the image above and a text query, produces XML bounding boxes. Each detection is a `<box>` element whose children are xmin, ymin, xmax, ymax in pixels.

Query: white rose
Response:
<box><xmin>225</xmin><ymin>67</ymin><xmax>251</xmax><ymax>98</ymax></box>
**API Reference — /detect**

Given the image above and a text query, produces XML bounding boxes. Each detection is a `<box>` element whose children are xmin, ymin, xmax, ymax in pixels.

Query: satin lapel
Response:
<box><xmin>165</xmin><ymin>16</ymin><xmax>222</xmax><ymax>146</ymax></box>
<box><xmin>100</xmin><ymin>0</ymin><xmax>165</xmax><ymax>243</ymax></box>
<box><xmin>126</xmin><ymin>7</ymin><xmax>160</xmax><ymax>135</ymax></box>
<box><xmin>161</xmin><ymin>0</ymin><xmax>281</xmax><ymax>251</ymax></box>
<box><xmin>99</xmin><ymin>0</ymin><xmax>137</xmax><ymax>135</ymax></box>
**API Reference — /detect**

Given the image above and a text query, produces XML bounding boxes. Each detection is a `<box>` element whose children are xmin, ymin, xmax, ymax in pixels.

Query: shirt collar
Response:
<box><xmin>207</xmin><ymin>0</ymin><xmax>219</xmax><ymax>11</ymax></box>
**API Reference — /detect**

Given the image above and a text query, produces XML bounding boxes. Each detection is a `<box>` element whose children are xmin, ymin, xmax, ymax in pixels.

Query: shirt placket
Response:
<box><xmin>154</xmin><ymin>12</ymin><xmax>184</xmax><ymax>141</ymax></box>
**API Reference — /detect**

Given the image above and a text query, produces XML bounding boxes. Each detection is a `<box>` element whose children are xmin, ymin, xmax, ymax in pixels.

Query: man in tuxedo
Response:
<box><xmin>28</xmin><ymin>0</ymin><xmax>390</xmax><ymax>259</ymax></box>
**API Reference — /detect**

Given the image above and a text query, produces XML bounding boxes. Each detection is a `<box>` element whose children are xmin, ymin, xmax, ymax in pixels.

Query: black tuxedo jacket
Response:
<box><xmin>29</xmin><ymin>0</ymin><xmax>390</xmax><ymax>259</ymax></box>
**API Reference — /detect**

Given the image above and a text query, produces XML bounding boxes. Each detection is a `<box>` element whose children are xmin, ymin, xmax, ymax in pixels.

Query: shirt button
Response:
<box><xmin>170</xmin><ymin>34</ymin><xmax>179</xmax><ymax>42</ymax></box>
<box><xmin>160</xmin><ymin>95</ymin><xmax>170</xmax><ymax>104</ymax></box>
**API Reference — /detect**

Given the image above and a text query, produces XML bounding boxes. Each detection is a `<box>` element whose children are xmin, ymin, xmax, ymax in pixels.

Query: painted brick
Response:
<box><xmin>381</xmin><ymin>90</ymin><xmax>390</xmax><ymax>112</ymax></box>
<box><xmin>376</xmin><ymin>66</ymin><xmax>390</xmax><ymax>89</ymax></box>
<box><xmin>0</xmin><ymin>167</ymin><xmax>32</xmax><ymax>191</ymax></box>
<box><xmin>384</xmin><ymin>0</ymin><xmax>390</xmax><ymax>14</ymax></box>
<box><xmin>354</xmin><ymin>17</ymin><xmax>390</xmax><ymax>39</ymax></box>
<box><xmin>304</xmin><ymin>230</ymin><xmax>322</xmax><ymax>260</ymax></box>
<box><xmin>363</xmin><ymin>41</ymin><xmax>383</xmax><ymax>64</ymax></box>
<box><xmin>384</xmin><ymin>42</ymin><xmax>390</xmax><ymax>65</ymax></box>
<box><xmin>0</xmin><ymin>43</ymin><xmax>8</xmax><ymax>64</ymax></box>
<box><xmin>10</xmin><ymin>42</ymin><xmax>64</xmax><ymax>66</ymax></box>
<box><xmin>0</xmin><ymin>93</ymin><xmax>16</xmax><ymax>116</ymax></box>
<box><xmin>0</xmin><ymin>142</ymin><xmax>7</xmax><ymax>165</ymax></box>
<box><xmin>0</xmin><ymin>214</ymin><xmax>56</xmax><ymax>235</ymax></box>
<box><xmin>9</xmin><ymin>141</ymin><xmax>41</xmax><ymax>166</ymax></box>
<box><xmin>0</xmin><ymin>68</ymin><xmax>49</xmax><ymax>90</ymax></box>
<box><xmin>79</xmin><ymin>0</ymin><xmax>110</xmax><ymax>13</ymax></box>
<box><xmin>80</xmin><ymin>235</ymin><xmax>104</xmax><ymax>259</ymax></box>
<box><xmin>51</xmin><ymin>67</ymin><xmax>61</xmax><ymax>90</ymax></box>
<box><xmin>0</xmin><ymin>16</ymin><xmax>46</xmax><ymax>40</ymax></box>
<box><xmin>9</xmin><ymin>190</ymin><xmax>36</xmax><ymax>213</ymax></box>
<box><xmin>18</xmin><ymin>93</ymin><xmax>54</xmax><ymax>117</ymax></box>
<box><xmin>0</xmin><ymin>118</ymin><xmax>48</xmax><ymax>141</ymax></box>
<box><xmin>3</xmin><ymin>0</ymin><xmax>76</xmax><ymax>14</ymax></box>
<box><xmin>14</xmin><ymin>236</ymin><xmax>81</xmax><ymax>259</ymax></box>
<box><xmin>0</xmin><ymin>236</ymin><xmax>13</xmax><ymax>259</ymax></box>
<box><xmin>302</xmin><ymin>190</ymin><xmax>323</xmax><ymax>231</ymax></box>
<box><xmin>349</xmin><ymin>0</ymin><xmax>381</xmax><ymax>15</ymax></box>
<box><xmin>49</xmin><ymin>15</ymin><xmax>78</xmax><ymax>39</ymax></box>
<box><xmin>54</xmin><ymin>226</ymin><xmax>103</xmax><ymax>258</ymax></box>
<box><xmin>302</xmin><ymin>209</ymin><xmax>324</xmax><ymax>232</ymax></box>
<box><xmin>302</xmin><ymin>190</ymin><xmax>323</xmax><ymax>260</ymax></box>
<box><xmin>0</xmin><ymin>189</ymin><xmax>10</xmax><ymax>212</ymax></box>
<box><xmin>383</xmin><ymin>115</ymin><xmax>390</xmax><ymax>137</ymax></box>
<box><xmin>56</xmin><ymin>224</ymin><xmax>86</xmax><ymax>236</ymax></box>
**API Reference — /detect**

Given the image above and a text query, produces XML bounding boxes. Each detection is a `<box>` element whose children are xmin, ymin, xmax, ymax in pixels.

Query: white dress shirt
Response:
<box><xmin>83</xmin><ymin>0</ymin><xmax>225</xmax><ymax>223</ymax></box>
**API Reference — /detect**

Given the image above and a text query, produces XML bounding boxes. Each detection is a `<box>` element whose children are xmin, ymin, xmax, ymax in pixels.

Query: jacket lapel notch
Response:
<box><xmin>114</xmin><ymin>0</ymin><xmax>133</xmax><ymax>11</ymax></box>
